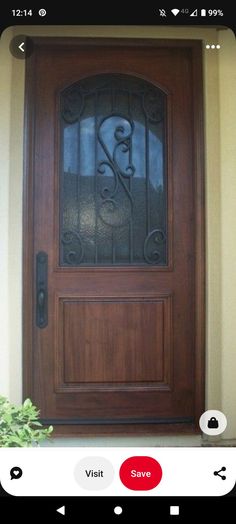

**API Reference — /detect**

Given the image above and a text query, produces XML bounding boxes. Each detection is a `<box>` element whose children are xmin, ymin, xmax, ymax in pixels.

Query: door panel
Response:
<box><xmin>24</xmin><ymin>38</ymin><xmax>205</xmax><ymax>433</ymax></box>
<box><xmin>57</xmin><ymin>296</ymin><xmax>171</xmax><ymax>387</ymax></box>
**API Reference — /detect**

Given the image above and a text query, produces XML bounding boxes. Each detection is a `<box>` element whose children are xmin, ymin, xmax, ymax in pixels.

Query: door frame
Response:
<box><xmin>23</xmin><ymin>37</ymin><xmax>205</xmax><ymax>433</ymax></box>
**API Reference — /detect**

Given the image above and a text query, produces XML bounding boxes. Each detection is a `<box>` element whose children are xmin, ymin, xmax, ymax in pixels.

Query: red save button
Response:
<box><xmin>119</xmin><ymin>456</ymin><xmax>162</xmax><ymax>491</ymax></box>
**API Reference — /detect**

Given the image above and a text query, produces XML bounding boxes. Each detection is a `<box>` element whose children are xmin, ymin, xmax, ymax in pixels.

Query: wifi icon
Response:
<box><xmin>171</xmin><ymin>9</ymin><xmax>180</xmax><ymax>16</ymax></box>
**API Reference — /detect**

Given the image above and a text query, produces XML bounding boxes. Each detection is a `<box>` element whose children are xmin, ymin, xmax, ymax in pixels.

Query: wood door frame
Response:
<box><xmin>23</xmin><ymin>38</ymin><xmax>205</xmax><ymax>433</ymax></box>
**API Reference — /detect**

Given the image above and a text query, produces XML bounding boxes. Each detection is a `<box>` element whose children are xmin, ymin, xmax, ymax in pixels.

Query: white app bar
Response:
<box><xmin>0</xmin><ymin>447</ymin><xmax>235</xmax><ymax>497</ymax></box>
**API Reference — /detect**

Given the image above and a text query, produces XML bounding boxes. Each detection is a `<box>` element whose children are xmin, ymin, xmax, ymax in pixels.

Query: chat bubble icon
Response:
<box><xmin>10</xmin><ymin>467</ymin><xmax>23</xmax><ymax>480</ymax></box>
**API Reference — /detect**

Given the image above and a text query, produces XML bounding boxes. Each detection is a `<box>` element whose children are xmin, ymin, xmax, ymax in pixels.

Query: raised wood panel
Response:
<box><xmin>56</xmin><ymin>296</ymin><xmax>172</xmax><ymax>392</ymax></box>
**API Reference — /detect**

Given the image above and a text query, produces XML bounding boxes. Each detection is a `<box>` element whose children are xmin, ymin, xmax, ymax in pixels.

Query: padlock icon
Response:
<box><xmin>207</xmin><ymin>416</ymin><xmax>219</xmax><ymax>429</ymax></box>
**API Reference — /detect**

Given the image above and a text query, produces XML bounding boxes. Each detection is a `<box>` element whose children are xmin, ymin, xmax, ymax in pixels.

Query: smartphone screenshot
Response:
<box><xmin>0</xmin><ymin>6</ymin><xmax>235</xmax><ymax>520</ymax></box>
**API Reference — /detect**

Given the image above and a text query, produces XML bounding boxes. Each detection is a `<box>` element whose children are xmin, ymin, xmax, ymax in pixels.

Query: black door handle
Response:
<box><xmin>36</xmin><ymin>252</ymin><xmax>48</xmax><ymax>328</ymax></box>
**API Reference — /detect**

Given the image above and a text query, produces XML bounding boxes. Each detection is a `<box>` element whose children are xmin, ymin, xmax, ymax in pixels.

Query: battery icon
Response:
<box><xmin>201</xmin><ymin>9</ymin><xmax>207</xmax><ymax>16</ymax></box>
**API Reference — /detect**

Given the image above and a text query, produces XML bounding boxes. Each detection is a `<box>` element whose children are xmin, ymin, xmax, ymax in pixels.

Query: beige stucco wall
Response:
<box><xmin>0</xmin><ymin>25</ymin><xmax>235</xmax><ymax>440</ymax></box>
<box><xmin>0</xmin><ymin>27</ymin><xmax>13</xmax><ymax>398</ymax></box>
<box><xmin>219</xmin><ymin>30</ymin><xmax>236</xmax><ymax>438</ymax></box>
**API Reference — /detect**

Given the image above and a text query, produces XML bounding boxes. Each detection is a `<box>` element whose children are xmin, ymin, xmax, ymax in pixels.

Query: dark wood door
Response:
<box><xmin>24</xmin><ymin>38</ymin><xmax>205</xmax><ymax>435</ymax></box>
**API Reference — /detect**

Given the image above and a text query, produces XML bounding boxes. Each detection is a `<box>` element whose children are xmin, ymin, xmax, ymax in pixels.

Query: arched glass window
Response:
<box><xmin>60</xmin><ymin>74</ymin><xmax>167</xmax><ymax>266</ymax></box>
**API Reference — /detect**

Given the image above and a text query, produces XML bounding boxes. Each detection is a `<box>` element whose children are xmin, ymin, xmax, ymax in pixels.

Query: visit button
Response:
<box><xmin>119</xmin><ymin>456</ymin><xmax>162</xmax><ymax>491</ymax></box>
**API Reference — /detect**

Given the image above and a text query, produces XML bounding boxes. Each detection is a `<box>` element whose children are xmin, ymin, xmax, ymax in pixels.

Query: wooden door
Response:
<box><xmin>24</xmin><ymin>38</ymin><xmax>205</xmax><ymax>435</ymax></box>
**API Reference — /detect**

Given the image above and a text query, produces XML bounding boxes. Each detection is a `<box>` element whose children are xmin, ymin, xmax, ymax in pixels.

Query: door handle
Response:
<box><xmin>36</xmin><ymin>252</ymin><xmax>48</xmax><ymax>328</ymax></box>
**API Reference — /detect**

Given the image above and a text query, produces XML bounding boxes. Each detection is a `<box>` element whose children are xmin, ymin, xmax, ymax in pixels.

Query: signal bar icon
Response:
<box><xmin>171</xmin><ymin>9</ymin><xmax>180</xmax><ymax>16</ymax></box>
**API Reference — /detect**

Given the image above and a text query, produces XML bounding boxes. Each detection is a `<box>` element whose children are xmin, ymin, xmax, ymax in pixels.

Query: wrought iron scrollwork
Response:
<box><xmin>61</xmin><ymin>230</ymin><xmax>84</xmax><ymax>265</ymax></box>
<box><xmin>144</xmin><ymin>229</ymin><xmax>166</xmax><ymax>264</ymax></box>
<box><xmin>60</xmin><ymin>74</ymin><xmax>167</xmax><ymax>266</ymax></box>
<box><xmin>97</xmin><ymin>115</ymin><xmax>135</xmax><ymax>228</ymax></box>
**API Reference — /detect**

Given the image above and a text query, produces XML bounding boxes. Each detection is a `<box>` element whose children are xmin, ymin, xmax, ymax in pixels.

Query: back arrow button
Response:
<box><xmin>18</xmin><ymin>42</ymin><xmax>25</xmax><ymax>53</ymax></box>
<box><xmin>9</xmin><ymin>35</ymin><xmax>34</xmax><ymax>59</ymax></box>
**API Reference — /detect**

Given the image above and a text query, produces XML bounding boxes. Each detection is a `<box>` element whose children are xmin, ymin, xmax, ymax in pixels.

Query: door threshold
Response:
<box><xmin>41</xmin><ymin>435</ymin><xmax>202</xmax><ymax>447</ymax></box>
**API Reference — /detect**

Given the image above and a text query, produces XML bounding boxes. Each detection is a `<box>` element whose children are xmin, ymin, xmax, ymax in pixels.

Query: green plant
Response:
<box><xmin>0</xmin><ymin>396</ymin><xmax>53</xmax><ymax>447</ymax></box>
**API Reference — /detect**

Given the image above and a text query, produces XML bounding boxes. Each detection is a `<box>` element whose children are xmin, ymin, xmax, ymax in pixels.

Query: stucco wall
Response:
<box><xmin>219</xmin><ymin>29</ymin><xmax>236</xmax><ymax>439</ymax></box>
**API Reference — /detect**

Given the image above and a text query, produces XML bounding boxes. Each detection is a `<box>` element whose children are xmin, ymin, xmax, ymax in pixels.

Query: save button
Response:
<box><xmin>119</xmin><ymin>456</ymin><xmax>162</xmax><ymax>491</ymax></box>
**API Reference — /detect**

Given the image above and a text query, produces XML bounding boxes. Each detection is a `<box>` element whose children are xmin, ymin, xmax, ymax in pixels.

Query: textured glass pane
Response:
<box><xmin>60</xmin><ymin>74</ymin><xmax>167</xmax><ymax>266</ymax></box>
